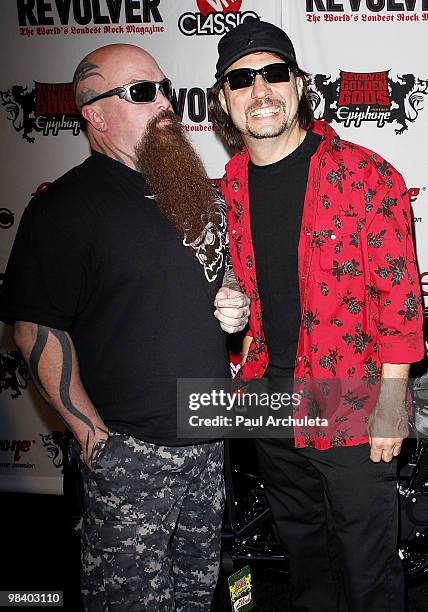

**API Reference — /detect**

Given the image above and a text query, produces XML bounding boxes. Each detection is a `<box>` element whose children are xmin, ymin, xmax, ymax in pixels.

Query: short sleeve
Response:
<box><xmin>0</xmin><ymin>198</ymin><xmax>89</xmax><ymax>330</ymax></box>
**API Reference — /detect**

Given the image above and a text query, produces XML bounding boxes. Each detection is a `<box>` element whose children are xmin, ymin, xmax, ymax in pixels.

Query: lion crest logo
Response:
<box><xmin>0</xmin><ymin>81</ymin><xmax>84</xmax><ymax>142</ymax></box>
<box><xmin>388</xmin><ymin>74</ymin><xmax>428</xmax><ymax>135</ymax></box>
<box><xmin>39</xmin><ymin>431</ymin><xmax>67</xmax><ymax>469</ymax></box>
<box><xmin>0</xmin><ymin>85</ymin><xmax>36</xmax><ymax>142</ymax></box>
<box><xmin>309</xmin><ymin>70</ymin><xmax>428</xmax><ymax>134</ymax></box>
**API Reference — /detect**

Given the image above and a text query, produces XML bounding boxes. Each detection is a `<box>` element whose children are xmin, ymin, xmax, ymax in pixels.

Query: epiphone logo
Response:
<box><xmin>309</xmin><ymin>70</ymin><xmax>428</xmax><ymax>134</ymax></box>
<box><xmin>306</xmin><ymin>0</ymin><xmax>428</xmax><ymax>10</ymax></box>
<box><xmin>17</xmin><ymin>0</ymin><xmax>163</xmax><ymax>26</ymax></box>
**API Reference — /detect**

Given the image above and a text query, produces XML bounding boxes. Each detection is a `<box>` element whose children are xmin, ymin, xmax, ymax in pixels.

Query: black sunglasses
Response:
<box><xmin>80</xmin><ymin>78</ymin><xmax>173</xmax><ymax>107</ymax></box>
<box><xmin>222</xmin><ymin>63</ymin><xmax>291</xmax><ymax>91</ymax></box>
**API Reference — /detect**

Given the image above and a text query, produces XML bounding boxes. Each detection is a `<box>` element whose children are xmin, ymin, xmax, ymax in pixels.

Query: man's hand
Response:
<box><xmin>214</xmin><ymin>287</ymin><xmax>250</xmax><ymax>334</ymax></box>
<box><xmin>367</xmin><ymin>408</ymin><xmax>408</xmax><ymax>462</ymax></box>
<box><xmin>80</xmin><ymin>428</ymin><xmax>109</xmax><ymax>471</ymax></box>
<box><xmin>367</xmin><ymin>368</ymin><xmax>409</xmax><ymax>462</ymax></box>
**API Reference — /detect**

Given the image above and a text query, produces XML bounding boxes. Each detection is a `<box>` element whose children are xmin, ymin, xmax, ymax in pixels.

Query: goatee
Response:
<box><xmin>135</xmin><ymin>109</ymin><xmax>217</xmax><ymax>243</ymax></box>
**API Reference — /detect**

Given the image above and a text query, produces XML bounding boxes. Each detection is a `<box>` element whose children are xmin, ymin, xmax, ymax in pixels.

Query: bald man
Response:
<box><xmin>0</xmin><ymin>44</ymin><xmax>250</xmax><ymax>611</ymax></box>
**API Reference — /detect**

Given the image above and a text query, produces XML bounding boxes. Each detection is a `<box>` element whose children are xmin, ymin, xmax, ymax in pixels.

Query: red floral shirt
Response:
<box><xmin>221</xmin><ymin>120</ymin><xmax>424</xmax><ymax>449</ymax></box>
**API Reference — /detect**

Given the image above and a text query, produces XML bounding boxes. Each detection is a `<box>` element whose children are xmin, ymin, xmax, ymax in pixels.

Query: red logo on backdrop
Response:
<box><xmin>31</xmin><ymin>182</ymin><xmax>51</xmax><ymax>196</ymax></box>
<box><xmin>337</xmin><ymin>71</ymin><xmax>390</xmax><ymax>108</ymax></box>
<box><xmin>0</xmin><ymin>81</ymin><xmax>85</xmax><ymax>142</ymax></box>
<box><xmin>409</xmin><ymin>188</ymin><xmax>421</xmax><ymax>203</ymax></box>
<box><xmin>309</xmin><ymin>70</ymin><xmax>428</xmax><ymax>133</ymax></box>
<box><xmin>196</xmin><ymin>0</ymin><xmax>242</xmax><ymax>16</ymax></box>
<box><xmin>34</xmin><ymin>82</ymin><xmax>77</xmax><ymax>116</ymax></box>
<box><xmin>0</xmin><ymin>439</ymin><xmax>32</xmax><ymax>462</ymax></box>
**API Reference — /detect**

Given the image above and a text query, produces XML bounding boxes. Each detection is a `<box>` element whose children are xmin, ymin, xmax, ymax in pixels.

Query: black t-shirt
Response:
<box><xmin>249</xmin><ymin>130</ymin><xmax>322</xmax><ymax>379</ymax></box>
<box><xmin>0</xmin><ymin>152</ymin><xmax>230</xmax><ymax>445</ymax></box>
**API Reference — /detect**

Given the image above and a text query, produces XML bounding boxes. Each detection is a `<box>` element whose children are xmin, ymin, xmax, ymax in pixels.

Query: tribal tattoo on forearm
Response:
<box><xmin>28</xmin><ymin>325</ymin><xmax>95</xmax><ymax>435</ymax></box>
<box><xmin>28</xmin><ymin>325</ymin><xmax>50</xmax><ymax>397</ymax></box>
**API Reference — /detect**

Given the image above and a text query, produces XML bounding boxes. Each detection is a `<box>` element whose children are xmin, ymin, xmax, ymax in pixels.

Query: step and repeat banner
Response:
<box><xmin>283</xmin><ymin>1</ymin><xmax>428</xmax><ymax>273</ymax></box>
<box><xmin>0</xmin><ymin>0</ymin><xmax>427</xmax><ymax>493</ymax></box>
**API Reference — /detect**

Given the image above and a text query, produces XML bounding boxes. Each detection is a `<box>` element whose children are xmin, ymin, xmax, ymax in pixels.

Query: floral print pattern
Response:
<box><xmin>220</xmin><ymin>121</ymin><xmax>424</xmax><ymax>449</ymax></box>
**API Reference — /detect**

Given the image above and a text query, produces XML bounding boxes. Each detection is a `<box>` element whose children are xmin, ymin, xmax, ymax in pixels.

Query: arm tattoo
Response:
<box><xmin>222</xmin><ymin>268</ymin><xmax>241</xmax><ymax>292</ymax></box>
<box><xmin>28</xmin><ymin>325</ymin><xmax>95</xmax><ymax>435</ymax></box>
<box><xmin>49</xmin><ymin>328</ymin><xmax>95</xmax><ymax>435</ymax></box>
<box><xmin>28</xmin><ymin>325</ymin><xmax>50</xmax><ymax>397</ymax></box>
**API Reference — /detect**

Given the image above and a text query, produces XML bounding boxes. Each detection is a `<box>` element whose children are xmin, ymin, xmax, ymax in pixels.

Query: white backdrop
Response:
<box><xmin>1</xmin><ymin>0</ymin><xmax>427</xmax><ymax>493</ymax></box>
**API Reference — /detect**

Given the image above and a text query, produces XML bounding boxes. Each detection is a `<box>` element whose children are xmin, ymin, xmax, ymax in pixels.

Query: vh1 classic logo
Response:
<box><xmin>0</xmin><ymin>82</ymin><xmax>84</xmax><ymax>142</ymax></box>
<box><xmin>178</xmin><ymin>0</ymin><xmax>258</xmax><ymax>36</ymax></box>
<box><xmin>309</xmin><ymin>70</ymin><xmax>428</xmax><ymax>134</ymax></box>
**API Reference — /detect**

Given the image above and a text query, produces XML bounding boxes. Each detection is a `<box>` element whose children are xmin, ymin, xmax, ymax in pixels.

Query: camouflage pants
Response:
<box><xmin>75</xmin><ymin>431</ymin><xmax>224</xmax><ymax>612</ymax></box>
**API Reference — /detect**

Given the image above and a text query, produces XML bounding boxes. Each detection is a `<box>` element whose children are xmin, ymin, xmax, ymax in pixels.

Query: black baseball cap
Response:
<box><xmin>215</xmin><ymin>17</ymin><xmax>296</xmax><ymax>80</ymax></box>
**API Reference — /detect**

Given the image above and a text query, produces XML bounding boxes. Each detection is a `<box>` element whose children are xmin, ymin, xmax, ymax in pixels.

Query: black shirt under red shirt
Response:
<box><xmin>249</xmin><ymin>130</ymin><xmax>322</xmax><ymax>379</ymax></box>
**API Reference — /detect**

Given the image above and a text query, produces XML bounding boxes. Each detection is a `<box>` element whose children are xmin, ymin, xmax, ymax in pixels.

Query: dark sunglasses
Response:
<box><xmin>222</xmin><ymin>63</ymin><xmax>291</xmax><ymax>91</ymax></box>
<box><xmin>80</xmin><ymin>78</ymin><xmax>173</xmax><ymax>107</ymax></box>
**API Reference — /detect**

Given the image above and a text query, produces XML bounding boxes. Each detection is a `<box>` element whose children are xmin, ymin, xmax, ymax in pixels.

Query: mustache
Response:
<box><xmin>145</xmin><ymin>108</ymin><xmax>181</xmax><ymax>132</ymax></box>
<box><xmin>246</xmin><ymin>96</ymin><xmax>286</xmax><ymax>115</ymax></box>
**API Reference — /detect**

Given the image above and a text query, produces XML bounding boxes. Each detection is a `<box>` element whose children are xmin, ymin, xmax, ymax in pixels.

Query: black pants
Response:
<box><xmin>255</xmin><ymin>439</ymin><xmax>405</xmax><ymax>612</ymax></box>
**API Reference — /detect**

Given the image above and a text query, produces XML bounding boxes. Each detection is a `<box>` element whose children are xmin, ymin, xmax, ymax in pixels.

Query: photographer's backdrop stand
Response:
<box><xmin>0</xmin><ymin>0</ymin><xmax>427</xmax><ymax>493</ymax></box>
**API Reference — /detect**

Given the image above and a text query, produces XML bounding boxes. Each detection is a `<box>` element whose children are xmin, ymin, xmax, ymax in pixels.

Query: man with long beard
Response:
<box><xmin>208</xmin><ymin>17</ymin><xmax>423</xmax><ymax>612</ymax></box>
<box><xmin>0</xmin><ymin>44</ymin><xmax>250</xmax><ymax>611</ymax></box>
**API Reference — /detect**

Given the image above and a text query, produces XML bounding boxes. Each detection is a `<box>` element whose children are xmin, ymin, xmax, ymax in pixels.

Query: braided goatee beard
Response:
<box><xmin>135</xmin><ymin>109</ymin><xmax>217</xmax><ymax>243</ymax></box>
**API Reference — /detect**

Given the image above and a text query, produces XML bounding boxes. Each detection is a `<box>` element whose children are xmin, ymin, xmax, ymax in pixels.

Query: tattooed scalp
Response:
<box><xmin>73</xmin><ymin>60</ymin><xmax>104</xmax><ymax>109</ymax></box>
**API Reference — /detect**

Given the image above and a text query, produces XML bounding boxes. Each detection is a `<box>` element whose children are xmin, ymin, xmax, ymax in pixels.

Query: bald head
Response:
<box><xmin>73</xmin><ymin>44</ymin><xmax>163</xmax><ymax>110</ymax></box>
<box><xmin>72</xmin><ymin>43</ymin><xmax>173</xmax><ymax>170</ymax></box>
